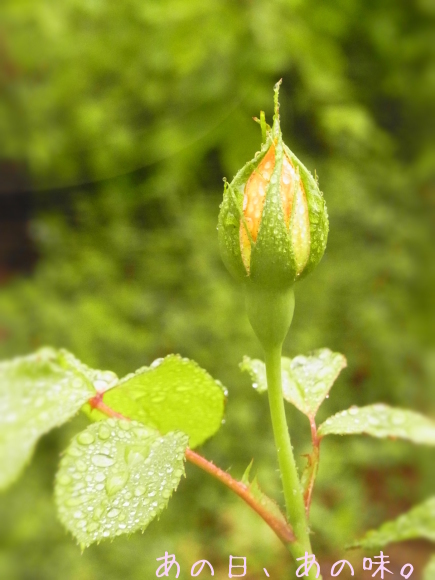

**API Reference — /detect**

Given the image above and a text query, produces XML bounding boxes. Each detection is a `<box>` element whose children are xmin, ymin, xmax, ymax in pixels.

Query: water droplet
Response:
<box><xmin>75</xmin><ymin>460</ymin><xmax>87</xmax><ymax>472</ymax></box>
<box><xmin>67</xmin><ymin>446</ymin><xmax>83</xmax><ymax>458</ymax></box>
<box><xmin>57</xmin><ymin>474</ymin><xmax>72</xmax><ymax>485</ymax></box>
<box><xmin>93</xmin><ymin>507</ymin><xmax>104</xmax><ymax>521</ymax></box>
<box><xmin>134</xmin><ymin>427</ymin><xmax>150</xmax><ymax>439</ymax></box>
<box><xmin>125</xmin><ymin>448</ymin><xmax>145</xmax><ymax>467</ymax></box>
<box><xmin>107</xmin><ymin>508</ymin><xmax>120</xmax><ymax>518</ymax></box>
<box><xmin>391</xmin><ymin>415</ymin><xmax>405</xmax><ymax>426</ymax></box>
<box><xmin>94</xmin><ymin>379</ymin><xmax>108</xmax><ymax>392</ymax></box>
<box><xmin>98</xmin><ymin>425</ymin><xmax>111</xmax><ymax>440</ymax></box>
<box><xmin>92</xmin><ymin>454</ymin><xmax>115</xmax><ymax>468</ymax></box>
<box><xmin>134</xmin><ymin>487</ymin><xmax>146</xmax><ymax>497</ymax></box>
<box><xmin>106</xmin><ymin>471</ymin><xmax>129</xmax><ymax>496</ymax></box>
<box><xmin>66</xmin><ymin>495</ymin><xmax>90</xmax><ymax>507</ymax></box>
<box><xmin>72</xmin><ymin>377</ymin><xmax>84</xmax><ymax>388</ymax></box>
<box><xmin>78</xmin><ymin>432</ymin><xmax>95</xmax><ymax>446</ymax></box>
<box><xmin>150</xmin><ymin>358</ymin><xmax>164</xmax><ymax>369</ymax></box>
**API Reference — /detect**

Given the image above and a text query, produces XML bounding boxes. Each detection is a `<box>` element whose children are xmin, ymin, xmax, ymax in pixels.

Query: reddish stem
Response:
<box><xmin>303</xmin><ymin>415</ymin><xmax>320</xmax><ymax>517</ymax></box>
<box><xmin>89</xmin><ymin>393</ymin><xmax>126</xmax><ymax>419</ymax></box>
<box><xmin>185</xmin><ymin>448</ymin><xmax>294</xmax><ymax>545</ymax></box>
<box><xmin>87</xmin><ymin>394</ymin><xmax>295</xmax><ymax>547</ymax></box>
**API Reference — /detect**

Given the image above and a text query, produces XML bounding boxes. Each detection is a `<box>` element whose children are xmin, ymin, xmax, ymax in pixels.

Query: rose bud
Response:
<box><xmin>218</xmin><ymin>81</ymin><xmax>328</xmax><ymax>291</ymax></box>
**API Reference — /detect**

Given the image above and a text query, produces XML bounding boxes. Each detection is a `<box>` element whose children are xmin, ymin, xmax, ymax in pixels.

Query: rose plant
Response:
<box><xmin>1</xmin><ymin>83</ymin><xmax>434</xmax><ymax>578</ymax></box>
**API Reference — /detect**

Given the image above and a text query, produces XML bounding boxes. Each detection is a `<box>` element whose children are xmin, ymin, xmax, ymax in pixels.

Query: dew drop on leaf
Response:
<box><xmin>105</xmin><ymin>471</ymin><xmax>129</xmax><ymax>496</ymax></box>
<box><xmin>78</xmin><ymin>432</ymin><xmax>95</xmax><ymax>445</ymax></box>
<box><xmin>98</xmin><ymin>425</ymin><xmax>111</xmax><ymax>440</ymax></box>
<box><xmin>91</xmin><ymin>454</ymin><xmax>115</xmax><ymax>468</ymax></box>
<box><xmin>55</xmin><ymin>420</ymin><xmax>188</xmax><ymax>547</ymax></box>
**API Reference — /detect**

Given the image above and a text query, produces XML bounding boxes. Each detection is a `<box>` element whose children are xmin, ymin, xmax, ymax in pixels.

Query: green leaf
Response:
<box><xmin>240</xmin><ymin>349</ymin><xmax>346</xmax><ymax>417</ymax></box>
<box><xmin>55</xmin><ymin>418</ymin><xmax>188</xmax><ymax>548</ymax></box>
<box><xmin>59</xmin><ymin>350</ymin><xmax>119</xmax><ymax>394</ymax></box>
<box><xmin>241</xmin><ymin>461</ymin><xmax>288</xmax><ymax>527</ymax></box>
<box><xmin>423</xmin><ymin>556</ymin><xmax>435</xmax><ymax>580</ymax></box>
<box><xmin>318</xmin><ymin>404</ymin><xmax>435</xmax><ymax>445</ymax></box>
<box><xmin>350</xmin><ymin>497</ymin><xmax>435</xmax><ymax>549</ymax></box>
<box><xmin>88</xmin><ymin>355</ymin><xmax>227</xmax><ymax>448</ymax></box>
<box><xmin>0</xmin><ymin>348</ymin><xmax>96</xmax><ymax>490</ymax></box>
<box><xmin>240</xmin><ymin>357</ymin><xmax>268</xmax><ymax>394</ymax></box>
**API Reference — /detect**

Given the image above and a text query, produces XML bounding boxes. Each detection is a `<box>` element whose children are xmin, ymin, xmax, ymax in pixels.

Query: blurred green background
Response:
<box><xmin>0</xmin><ymin>0</ymin><xmax>434</xmax><ymax>578</ymax></box>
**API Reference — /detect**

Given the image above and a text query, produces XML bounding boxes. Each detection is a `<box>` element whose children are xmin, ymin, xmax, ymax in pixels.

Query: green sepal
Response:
<box><xmin>218</xmin><ymin>138</ymin><xmax>272</xmax><ymax>283</ymax></box>
<box><xmin>283</xmin><ymin>144</ymin><xmax>329</xmax><ymax>280</ymax></box>
<box><xmin>250</xmin><ymin>87</ymin><xmax>298</xmax><ymax>289</ymax></box>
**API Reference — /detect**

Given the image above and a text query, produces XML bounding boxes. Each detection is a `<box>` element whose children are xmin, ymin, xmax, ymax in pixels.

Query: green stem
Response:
<box><xmin>246</xmin><ymin>284</ymin><xmax>320</xmax><ymax>579</ymax></box>
<box><xmin>264</xmin><ymin>345</ymin><xmax>314</xmax><ymax>562</ymax></box>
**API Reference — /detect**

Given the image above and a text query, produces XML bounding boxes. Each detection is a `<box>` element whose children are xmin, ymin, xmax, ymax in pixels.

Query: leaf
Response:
<box><xmin>60</xmin><ymin>350</ymin><xmax>119</xmax><ymax>394</ymax></box>
<box><xmin>423</xmin><ymin>556</ymin><xmax>435</xmax><ymax>580</ymax></box>
<box><xmin>350</xmin><ymin>497</ymin><xmax>435</xmax><ymax>549</ymax></box>
<box><xmin>55</xmin><ymin>418</ymin><xmax>188</xmax><ymax>548</ymax></box>
<box><xmin>241</xmin><ymin>461</ymin><xmax>288</xmax><ymax>527</ymax></box>
<box><xmin>318</xmin><ymin>404</ymin><xmax>435</xmax><ymax>445</ymax></box>
<box><xmin>240</xmin><ymin>358</ymin><xmax>268</xmax><ymax>394</ymax></box>
<box><xmin>240</xmin><ymin>349</ymin><xmax>346</xmax><ymax>417</ymax></box>
<box><xmin>0</xmin><ymin>348</ymin><xmax>96</xmax><ymax>490</ymax></box>
<box><xmin>88</xmin><ymin>355</ymin><xmax>227</xmax><ymax>448</ymax></box>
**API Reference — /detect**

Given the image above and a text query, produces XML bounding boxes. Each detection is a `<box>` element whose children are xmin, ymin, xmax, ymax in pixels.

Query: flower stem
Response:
<box><xmin>264</xmin><ymin>344</ymin><xmax>314</xmax><ymax>565</ymax></box>
<box><xmin>245</xmin><ymin>284</ymin><xmax>320</xmax><ymax>578</ymax></box>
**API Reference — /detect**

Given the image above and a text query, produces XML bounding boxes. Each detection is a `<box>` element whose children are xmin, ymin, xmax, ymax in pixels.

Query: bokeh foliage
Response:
<box><xmin>0</xmin><ymin>0</ymin><xmax>434</xmax><ymax>578</ymax></box>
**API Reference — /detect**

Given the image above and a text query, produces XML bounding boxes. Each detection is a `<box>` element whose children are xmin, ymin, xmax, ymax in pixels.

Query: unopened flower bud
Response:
<box><xmin>218</xmin><ymin>81</ymin><xmax>328</xmax><ymax>290</ymax></box>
